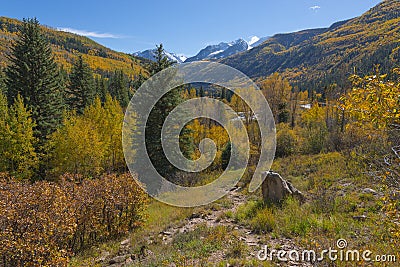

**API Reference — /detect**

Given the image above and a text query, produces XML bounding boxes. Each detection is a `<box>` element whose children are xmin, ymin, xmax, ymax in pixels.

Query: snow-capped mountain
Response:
<box><xmin>185</xmin><ymin>36</ymin><xmax>269</xmax><ymax>62</ymax></box>
<box><xmin>133</xmin><ymin>49</ymin><xmax>187</xmax><ymax>63</ymax></box>
<box><xmin>247</xmin><ymin>36</ymin><xmax>269</xmax><ymax>48</ymax></box>
<box><xmin>133</xmin><ymin>36</ymin><xmax>269</xmax><ymax>63</ymax></box>
<box><xmin>185</xmin><ymin>38</ymin><xmax>250</xmax><ymax>62</ymax></box>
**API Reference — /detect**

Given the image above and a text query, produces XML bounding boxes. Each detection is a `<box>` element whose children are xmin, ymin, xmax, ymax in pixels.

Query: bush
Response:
<box><xmin>276</xmin><ymin>123</ymin><xmax>297</xmax><ymax>157</ymax></box>
<box><xmin>276</xmin><ymin>198</ymin><xmax>312</xmax><ymax>237</ymax></box>
<box><xmin>235</xmin><ymin>200</ymin><xmax>264</xmax><ymax>223</ymax></box>
<box><xmin>250</xmin><ymin>208</ymin><xmax>276</xmax><ymax>233</ymax></box>
<box><xmin>0</xmin><ymin>173</ymin><xmax>147</xmax><ymax>266</ymax></box>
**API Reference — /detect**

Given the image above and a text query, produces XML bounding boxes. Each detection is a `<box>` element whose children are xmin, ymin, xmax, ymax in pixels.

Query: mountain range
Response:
<box><xmin>134</xmin><ymin>36</ymin><xmax>270</xmax><ymax>63</ymax></box>
<box><xmin>133</xmin><ymin>0</ymin><xmax>399</xmax><ymax>93</ymax></box>
<box><xmin>133</xmin><ymin>49</ymin><xmax>187</xmax><ymax>63</ymax></box>
<box><xmin>0</xmin><ymin>0</ymin><xmax>398</xmax><ymax>94</ymax></box>
<box><xmin>221</xmin><ymin>0</ymin><xmax>400</xmax><ymax>90</ymax></box>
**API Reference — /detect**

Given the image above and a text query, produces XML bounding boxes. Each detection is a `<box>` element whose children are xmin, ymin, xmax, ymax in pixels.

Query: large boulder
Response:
<box><xmin>261</xmin><ymin>171</ymin><xmax>305</xmax><ymax>204</ymax></box>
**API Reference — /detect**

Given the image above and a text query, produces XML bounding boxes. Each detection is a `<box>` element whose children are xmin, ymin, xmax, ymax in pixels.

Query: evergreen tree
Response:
<box><xmin>95</xmin><ymin>76</ymin><xmax>108</xmax><ymax>103</ymax></box>
<box><xmin>5</xmin><ymin>18</ymin><xmax>64</xmax><ymax>144</ymax></box>
<box><xmin>221</xmin><ymin>87</ymin><xmax>227</xmax><ymax>100</ymax></box>
<box><xmin>0</xmin><ymin>69</ymin><xmax>6</xmax><ymax>95</ymax></box>
<box><xmin>221</xmin><ymin>141</ymin><xmax>231</xmax><ymax>170</ymax></box>
<box><xmin>151</xmin><ymin>44</ymin><xmax>173</xmax><ymax>75</ymax></box>
<box><xmin>199</xmin><ymin>86</ymin><xmax>205</xmax><ymax>97</ymax></box>
<box><xmin>109</xmin><ymin>70</ymin><xmax>129</xmax><ymax>107</ymax></box>
<box><xmin>67</xmin><ymin>55</ymin><xmax>95</xmax><ymax>113</ymax></box>
<box><xmin>132</xmin><ymin>71</ymin><xmax>146</xmax><ymax>91</ymax></box>
<box><xmin>142</xmin><ymin>44</ymin><xmax>193</xmax><ymax>190</ymax></box>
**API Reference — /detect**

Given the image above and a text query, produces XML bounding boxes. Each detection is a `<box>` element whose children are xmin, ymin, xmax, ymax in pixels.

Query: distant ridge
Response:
<box><xmin>0</xmin><ymin>16</ymin><xmax>148</xmax><ymax>77</ymax></box>
<box><xmin>221</xmin><ymin>0</ymin><xmax>400</xmax><ymax>91</ymax></box>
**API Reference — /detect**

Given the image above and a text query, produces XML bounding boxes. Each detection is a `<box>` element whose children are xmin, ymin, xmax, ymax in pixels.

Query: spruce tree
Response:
<box><xmin>144</xmin><ymin>44</ymin><xmax>193</xmax><ymax>188</ymax></box>
<box><xmin>151</xmin><ymin>44</ymin><xmax>175</xmax><ymax>75</ymax></box>
<box><xmin>0</xmin><ymin>69</ymin><xmax>6</xmax><ymax>95</ymax></box>
<box><xmin>199</xmin><ymin>86</ymin><xmax>205</xmax><ymax>97</ymax></box>
<box><xmin>67</xmin><ymin>55</ymin><xmax>95</xmax><ymax>113</ymax></box>
<box><xmin>5</xmin><ymin>18</ymin><xmax>64</xmax><ymax>144</ymax></box>
<box><xmin>109</xmin><ymin>70</ymin><xmax>129</xmax><ymax>107</ymax></box>
<box><xmin>221</xmin><ymin>141</ymin><xmax>231</xmax><ymax>170</ymax></box>
<box><xmin>95</xmin><ymin>76</ymin><xmax>108</xmax><ymax>103</ymax></box>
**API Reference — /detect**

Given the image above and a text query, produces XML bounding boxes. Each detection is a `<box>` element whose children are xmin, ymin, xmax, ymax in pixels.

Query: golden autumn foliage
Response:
<box><xmin>48</xmin><ymin>96</ymin><xmax>125</xmax><ymax>178</ymax></box>
<box><xmin>0</xmin><ymin>93</ymin><xmax>38</xmax><ymax>180</ymax></box>
<box><xmin>341</xmin><ymin>70</ymin><xmax>400</xmax><ymax>129</ymax></box>
<box><xmin>0</xmin><ymin>173</ymin><xmax>148</xmax><ymax>267</ymax></box>
<box><xmin>0</xmin><ymin>16</ymin><xmax>148</xmax><ymax>77</ymax></box>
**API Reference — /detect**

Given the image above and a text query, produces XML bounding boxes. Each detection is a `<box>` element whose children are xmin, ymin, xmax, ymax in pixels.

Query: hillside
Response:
<box><xmin>221</xmin><ymin>0</ymin><xmax>400</xmax><ymax>90</ymax></box>
<box><xmin>0</xmin><ymin>17</ymin><xmax>148</xmax><ymax>77</ymax></box>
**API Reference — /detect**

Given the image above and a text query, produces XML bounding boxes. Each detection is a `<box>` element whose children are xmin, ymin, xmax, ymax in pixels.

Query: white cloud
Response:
<box><xmin>309</xmin><ymin>5</ymin><xmax>321</xmax><ymax>11</ymax></box>
<box><xmin>57</xmin><ymin>27</ymin><xmax>121</xmax><ymax>38</ymax></box>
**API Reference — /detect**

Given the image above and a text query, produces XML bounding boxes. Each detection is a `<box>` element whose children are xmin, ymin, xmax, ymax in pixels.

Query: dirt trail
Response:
<box><xmin>102</xmin><ymin>188</ymin><xmax>313</xmax><ymax>266</ymax></box>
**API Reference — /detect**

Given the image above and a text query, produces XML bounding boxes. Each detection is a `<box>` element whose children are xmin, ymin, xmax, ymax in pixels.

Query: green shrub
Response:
<box><xmin>250</xmin><ymin>208</ymin><xmax>276</xmax><ymax>233</ymax></box>
<box><xmin>235</xmin><ymin>200</ymin><xmax>264</xmax><ymax>222</ymax></box>
<box><xmin>276</xmin><ymin>123</ymin><xmax>297</xmax><ymax>157</ymax></box>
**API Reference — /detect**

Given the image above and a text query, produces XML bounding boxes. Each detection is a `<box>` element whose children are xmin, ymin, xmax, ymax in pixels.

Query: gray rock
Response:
<box><xmin>109</xmin><ymin>255</ymin><xmax>126</xmax><ymax>264</ymax></box>
<box><xmin>362</xmin><ymin>188</ymin><xmax>377</xmax><ymax>194</ymax></box>
<box><xmin>353</xmin><ymin>215</ymin><xmax>367</xmax><ymax>221</ymax></box>
<box><xmin>161</xmin><ymin>231</ymin><xmax>172</xmax><ymax>235</ymax></box>
<box><xmin>120</xmin><ymin>239</ymin><xmax>130</xmax><ymax>246</ymax></box>
<box><xmin>261</xmin><ymin>172</ymin><xmax>305</xmax><ymax>203</ymax></box>
<box><xmin>95</xmin><ymin>251</ymin><xmax>109</xmax><ymax>263</ymax></box>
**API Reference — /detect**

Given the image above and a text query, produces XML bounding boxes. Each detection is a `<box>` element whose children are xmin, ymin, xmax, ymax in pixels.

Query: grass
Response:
<box><xmin>70</xmin><ymin>200</ymin><xmax>193</xmax><ymax>267</ymax></box>
<box><xmin>71</xmin><ymin>152</ymin><xmax>398</xmax><ymax>266</ymax></box>
<box><xmin>233</xmin><ymin>152</ymin><xmax>398</xmax><ymax>264</ymax></box>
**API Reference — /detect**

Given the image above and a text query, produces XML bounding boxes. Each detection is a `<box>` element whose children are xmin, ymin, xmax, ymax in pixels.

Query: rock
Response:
<box><xmin>125</xmin><ymin>256</ymin><xmax>133</xmax><ymax>265</ymax></box>
<box><xmin>120</xmin><ymin>239</ymin><xmax>130</xmax><ymax>246</ymax></box>
<box><xmin>189</xmin><ymin>212</ymin><xmax>201</xmax><ymax>219</ymax></box>
<box><xmin>362</xmin><ymin>188</ymin><xmax>377</xmax><ymax>194</ymax></box>
<box><xmin>95</xmin><ymin>251</ymin><xmax>109</xmax><ymax>263</ymax></box>
<box><xmin>353</xmin><ymin>215</ymin><xmax>367</xmax><ymax>221</ymax></box>
<box><xmin>161</xmin><ymin>231</ymin><xmax>172</xmax><ymax>235</ymax></box>
<box><xmin>261</xmin><ymin>172</ymin><xmax>305</xmax><ymax>204</ymax></box>
<box><xmin>109</xmin><ymin>255</ymin><xmax>126</xmax><ymax>264</ymax></box>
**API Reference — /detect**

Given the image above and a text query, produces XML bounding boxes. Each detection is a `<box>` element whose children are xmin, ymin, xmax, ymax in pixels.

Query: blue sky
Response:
<box><xmin>2</xmin><ymin>0</ymin><xmax>382</xmax><ymax>56</ymax></box>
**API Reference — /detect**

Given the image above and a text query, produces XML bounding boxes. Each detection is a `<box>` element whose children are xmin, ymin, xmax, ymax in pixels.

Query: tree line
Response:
<box><xmin>0</xmin><ymin>18</ymin><xmax>141</xmax><ymax>180</ymax></box>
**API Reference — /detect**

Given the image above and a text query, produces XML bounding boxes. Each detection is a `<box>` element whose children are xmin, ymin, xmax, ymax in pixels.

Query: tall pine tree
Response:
<box><xmin>109</xmin><ymin>70</ymin><xmax>130</xmax><ymax>107</ymax></box>
<box><xmin>67</xmin><ymin>55</ymin><xmax>95</xmax><ymax>113</ymax></box>
<box><xmin>5</xmin><ymin>18</ymin><xmax>64</xmax><ymax>144</ymax></box>
<box><xmin>0</xmin><ymin>69</ymin><xmax>6</xmax><ymax>95</ymax></box>
<box><xmin>95</xmin><ymin>76</ymin><xmax>108</xmax><ymax>103</ymax></box>
<box><xmin>144</xmin><ymin>44</ymin><xmax>193</xmax><ymax>188</ymax></box>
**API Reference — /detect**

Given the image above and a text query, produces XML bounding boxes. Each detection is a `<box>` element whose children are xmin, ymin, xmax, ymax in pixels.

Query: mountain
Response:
<box><xmin>221</xmin><ymin>0</ymin><xmax>400</xmax><ymax>90</ymax></box>
<box><xmin>186</xmin><ymin>38</ymin><xmax>252</xmax><ymax>62</ymax></box>
<box><xmin>133</xmin><ymin>49</ymin><xmax>187</xmax><ymax>63</ymax></box>
<box><xmin>247</xmin><ymin>36</ymin><xmax>270</xmax><ymax>48</ymax></box>
<box><xmin>0</xmin><ymin>17</ymin><xmax>147</xmax><ymax>77</ymax></box>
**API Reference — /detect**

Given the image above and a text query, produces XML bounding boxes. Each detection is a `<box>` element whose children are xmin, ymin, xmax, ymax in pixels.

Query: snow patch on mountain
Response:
<box><xmin>133</xmin><ymin>49</ymin><xmax>186</xmax><ymax>63</ymax></box>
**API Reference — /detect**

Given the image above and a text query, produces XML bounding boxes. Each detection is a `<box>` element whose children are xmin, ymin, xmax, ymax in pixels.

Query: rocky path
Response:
<box><xmin>101</xmin><ymin>187</ymin><xmax>313</xmax><ymax>267</ymax></box>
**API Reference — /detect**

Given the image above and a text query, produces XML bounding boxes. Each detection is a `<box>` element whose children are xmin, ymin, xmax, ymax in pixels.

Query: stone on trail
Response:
<box><xmin>261</xmin><ymin>171</ymin><xmax>305</xmax><ymax>204</ymax></box>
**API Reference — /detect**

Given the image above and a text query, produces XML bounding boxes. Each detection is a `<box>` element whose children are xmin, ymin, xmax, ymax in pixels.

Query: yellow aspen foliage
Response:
<box><xmin>49</xmin><ymin>110</ymin><xmax>105</xmax><ymax>178</ymax></box>
<box><xmin>0</xmin><ymin>94</ymin><xmax>38</xmax><ymax>179</ymax></box>
<box><xmin>260</xmin><ymin>73</ymin><xmax>292</xmax><ymax>122</ymax></box>
<box><xmin>48</xmin><ymin>95</ymin><xmax>126</xmax><ymax>178</ymax></box>
<box><xmin>300</xmin><ymin>104</ymin><xmax>328</xmax><ymax>154</ymax></box>
<box><xmin>341</xmin><ymin>70</ymin><xmax>400</xmax><ymax>129</ymax></box>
